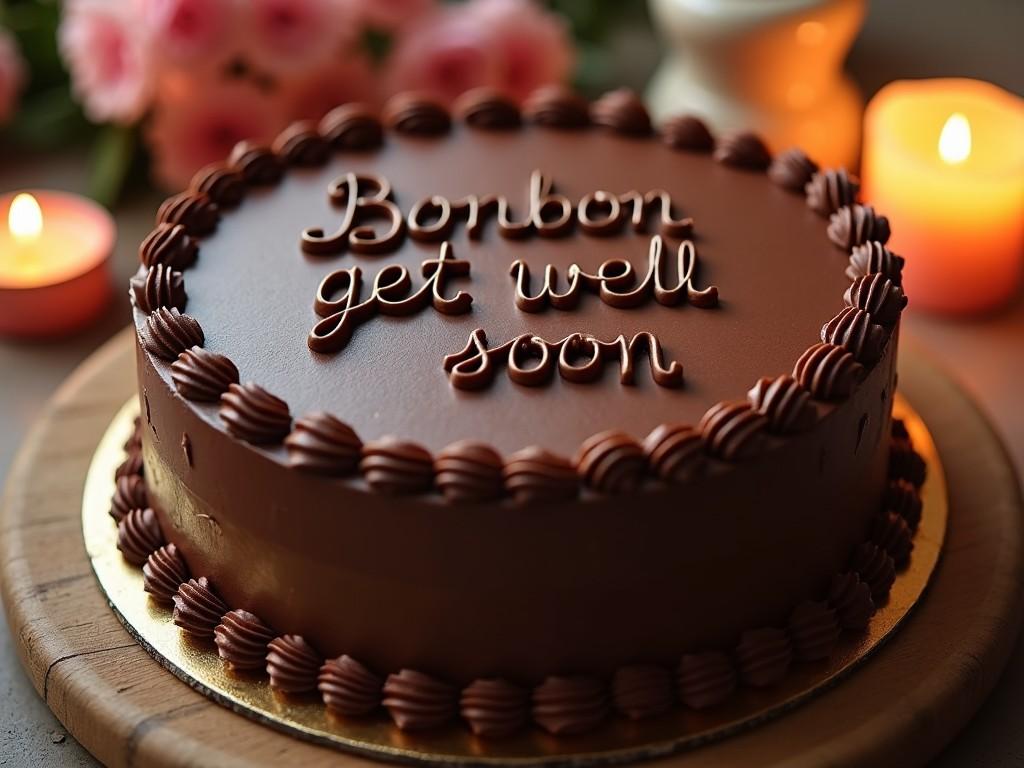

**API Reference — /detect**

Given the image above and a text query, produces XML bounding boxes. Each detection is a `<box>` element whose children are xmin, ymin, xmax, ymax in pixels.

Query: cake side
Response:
<box><xmin>137</xmin><ymin>329</ymin><xmax>897</xmax><ymax>683</ymax></box>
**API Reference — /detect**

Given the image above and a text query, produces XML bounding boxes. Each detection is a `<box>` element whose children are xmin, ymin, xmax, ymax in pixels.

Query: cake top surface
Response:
<box><xmin>134</xmin><ymin>89</ymin><xmax>900</xmax><ymax>480</ymax></box>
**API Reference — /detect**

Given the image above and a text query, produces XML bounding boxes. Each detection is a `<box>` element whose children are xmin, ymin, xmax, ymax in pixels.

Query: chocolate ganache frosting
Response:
<box><xmin>149</xmin><ymin>128</ymin><xmax>865</xmax><ymax>453</ymax></box>
<box><xmin>128</xmin><ymin>87</ymin><xmax>916</xmax><ymax>737</ymax></box>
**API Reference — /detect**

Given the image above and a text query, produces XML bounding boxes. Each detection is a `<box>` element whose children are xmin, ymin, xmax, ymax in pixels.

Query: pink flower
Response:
<box><xmin>59</xmin><ymin>1</ymin><xmax>155</xmax><ymax>124</ymax></box>
<box><xmin>0</xmin><ymin>27</ymin><xmax>26</xmax><ymax>126</ymax></box>
<box><xmin>147</xmin><ymin>79</ymin><xmax>287</xmax><ymax>189</ymax></box>
<box><xmin>283</xmin><ymin>52</ymin><xmax>377</xmax><ymax>122</ymax></box>
<box><xmin>466</xmin><ymin>0</ymin><xmax>574</xmax><ymax>102</ymax></box>
<box><xmin>141</xmin><ymin>0</ymin><xmax>236</xmax><ymax>66</ymax></box>
<box><xmin>345</xmin><ymin>0</ymin><xmax>435</xmax><ymax>33</ymax></box>
<box><xmin>383</xmin><ymin>8</ymin><xmax>498</xmax><ymax>105</ymax></box>
<box><xmin>241</xmin><ymin>0</ymin><xmax>348</xmax><ymax>74</ymax></box>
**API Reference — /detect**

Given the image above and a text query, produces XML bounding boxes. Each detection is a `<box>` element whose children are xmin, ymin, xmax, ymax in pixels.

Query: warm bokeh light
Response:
<box><xmin>9</xmin><ymin>193</ymin><xmax>44</xmax><ymax>245</ymax></box>
<box><xmin>795</xmin><ymin>21</ymin><xmax>827</xmax><ymax>46</ymax></box>
<box><xmin>938</xmin><ymin>113</ymin><xmax>971</xmax><ymax>165</ymax></box>
<box><xmin>786</xmin><ymin>82</ymin><xmax>816</xmax><ymax>109</ymax></box>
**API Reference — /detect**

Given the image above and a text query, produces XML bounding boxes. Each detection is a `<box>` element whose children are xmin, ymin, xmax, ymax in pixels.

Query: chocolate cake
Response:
<box><xmin>119</xmin><ymin>86</ymin><xmax>924</xmax><ymax>737</ymax></box>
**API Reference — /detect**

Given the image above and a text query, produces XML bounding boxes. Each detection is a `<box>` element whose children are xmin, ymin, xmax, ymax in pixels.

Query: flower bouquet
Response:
<box><xmin>2</xmin><ymin>0</ymin><xmax>649</xmax><ymax>203</ymax></box>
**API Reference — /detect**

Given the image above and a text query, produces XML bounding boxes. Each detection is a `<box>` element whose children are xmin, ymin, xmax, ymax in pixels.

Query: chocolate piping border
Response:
<box><xmin>114</xmin><ymin>418</ymin><xmax>925</xmax><ymax>737</ymax></box>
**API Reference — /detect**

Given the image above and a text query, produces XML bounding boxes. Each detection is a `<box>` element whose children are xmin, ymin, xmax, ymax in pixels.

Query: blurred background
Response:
<box><xmin>0</xmin><ymin>0</ymin><xmax>1022</xmax><ymax>765</ymax></box>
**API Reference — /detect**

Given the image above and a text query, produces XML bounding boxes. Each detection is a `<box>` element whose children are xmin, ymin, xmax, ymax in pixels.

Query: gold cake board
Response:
<box><xmin>1</xmin><ymin>328</ymin><xmax>1022</xmax><ymax>768</ymax></box>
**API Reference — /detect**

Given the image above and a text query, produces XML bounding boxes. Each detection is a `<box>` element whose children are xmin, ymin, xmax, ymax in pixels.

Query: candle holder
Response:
<box><xmin>0</xmin><ymin>190</ymin><xmax>115</xmax><ymax>338</ymax></box>
<box><xmin>646</xmin><ymin>0</ymin><xmax>865</xmax><ymax>169</ymax></box>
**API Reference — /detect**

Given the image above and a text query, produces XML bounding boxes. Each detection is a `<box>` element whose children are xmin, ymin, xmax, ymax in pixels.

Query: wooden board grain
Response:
<box><xmin>1</xmin><ymin>327</ymin><xmax>1022</xmax><ymax>768</ymax></box>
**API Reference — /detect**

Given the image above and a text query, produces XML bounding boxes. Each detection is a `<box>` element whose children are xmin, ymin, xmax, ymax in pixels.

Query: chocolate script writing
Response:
<box><xmin>509</xmin><ymin>235</ymin><xmax>717</xmax><ymax>312</ymax></box>
<box><xmin>443</xmin><ymin>328</ymin><xmax>684</xmax><ymax>391</ymax></box>
<box><xmin>309</xmin><ymin>242</ymin><xmax>472</xmax><ymax>354</ymax></box>
<box><xmin>304</xmin><ymin>171</ymin><xmax>721</xmax><ymax>391</ymax></box>
<box><xmin>300</xmin><ymin>169</ymin><xmax>694</xmax><ymax>255</ymax></box>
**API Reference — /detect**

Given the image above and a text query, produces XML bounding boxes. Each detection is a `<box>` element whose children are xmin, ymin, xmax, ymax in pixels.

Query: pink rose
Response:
<box><xmin>466</xmin><ymin>0</ymin><xmax>574</xmax><ymax>102</ymax></box>
<box><xmin>344</xmin><ymin>0</ymin><xmax>435</xmax><ymax>33</ymax></box>
<box><xmin>147</xmin><ymin>79</ymin><xmax>287</xmax><ymax>189</ymax></box>
<box><xmin>283</xmin><ymin>53</ymin><xmax>377</xmax><ymax>123</ymax></box>
<box><xmin>0</xmin><ymin>27</ymin><xmax>26</xmax><ymax>126</ymax></box>
<box><xmin>241</xmin><ymin>0</ymin><xmax>348</xmax><ymax>74</ymax></box>
<box><xmin>383</xmin><ymin>8</ymin><xmax>498</xmax><ymax>105</ymax></box>
<box><xmin>141</xmin><ymin>0</ymin><xmax>236</xmax><ymax>66</ymax></box>
<box><xmin>59</xmin><ymin>0</ymin><xmax>155</xmax><ymax>124</ymax></box>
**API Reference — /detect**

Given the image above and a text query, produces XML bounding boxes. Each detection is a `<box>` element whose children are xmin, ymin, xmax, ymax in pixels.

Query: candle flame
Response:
<box><xmin>9</xmin><ymin>193</ymin><xmax>44</xmax><ymax>245</ymax></box>
<box><xmin>938</xmin><ymin>113</ymin><xmax>971</xmax><ymax>165</ymax></box>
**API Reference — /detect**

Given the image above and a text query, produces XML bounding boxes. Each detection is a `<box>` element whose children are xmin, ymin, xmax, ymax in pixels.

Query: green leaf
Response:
<box><xmin>7</xmin><ymin>86</ymin><xmax>91</xmax><ymax>147</ymax></box>
<box><xmin>89</xmin><ymin>125</ymin><xmax>137</xmax><ymax>207</ymax></box>
<box><xmin>571</xmin><ymin>42</ymin><xmax>612</xmax><ymax>98</ymax></box>
<box><xmin>362</xmin><ymin>27</ymin><xmax>393</xmax><ymax>67</ymax></box>
<box><xmin>4</xmin><ymin>0</ymin><xmax>67</xmax><ymax>90</ymax></box>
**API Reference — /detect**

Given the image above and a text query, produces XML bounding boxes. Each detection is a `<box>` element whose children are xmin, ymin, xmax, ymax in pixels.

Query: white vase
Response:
<box><xmin>646</xmin><ymin>0</ymin><xmax>866</xmax><ymax>169</ymax></box>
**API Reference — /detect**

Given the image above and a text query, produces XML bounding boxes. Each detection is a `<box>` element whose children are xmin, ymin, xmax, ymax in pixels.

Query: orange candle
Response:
<box><xmin>0</xmin><ymin>190</ymin><xmax>115</xmax><ymax>337</ymax></box>
<box><xmin>862</xmin><ymin>79</ymin><xmax>1024</xmax><ymax>314</ymax></box>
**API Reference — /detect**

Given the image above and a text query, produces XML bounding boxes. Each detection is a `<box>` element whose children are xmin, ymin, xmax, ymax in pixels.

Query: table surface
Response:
<box><xmin>1</xmin><ymin>1</ymin><xmax>1022</xmax><ymax>764</ymax></box>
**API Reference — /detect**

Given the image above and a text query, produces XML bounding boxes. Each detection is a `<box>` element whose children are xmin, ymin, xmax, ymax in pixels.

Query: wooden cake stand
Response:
<box><xmin>1</xmin><ymin>328</ymin><xmax>1022</xmax><ymax>768</ymax></box>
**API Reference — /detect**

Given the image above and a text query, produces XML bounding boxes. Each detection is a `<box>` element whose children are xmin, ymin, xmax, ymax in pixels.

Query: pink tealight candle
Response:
<box><xmin>861</xmin><ymin>79</ymin><xmax>1024</xmax><ymax>314</ymax></box>
<box><xmin>0</xmin><ymin>190</ymin><xmax>115</xmax><ymax>337</ymax></box>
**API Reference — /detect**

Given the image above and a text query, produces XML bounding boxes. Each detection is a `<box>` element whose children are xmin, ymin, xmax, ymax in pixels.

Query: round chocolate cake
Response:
<box><xmin>121</xmin><ymin>87</ymin><xmax>922</xmax><ymax>737</ymax></box>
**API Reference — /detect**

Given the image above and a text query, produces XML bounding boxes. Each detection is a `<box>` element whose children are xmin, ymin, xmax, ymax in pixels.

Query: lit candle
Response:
<box><xmin>861</xmin><ymin>79</ymin><xmax>1024</xmax><ymax>314</ymax></box>
<box><xmin>0</xmin><ymin>190</ymin><xmax>115</xmax><ymax>337</ymax></box>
